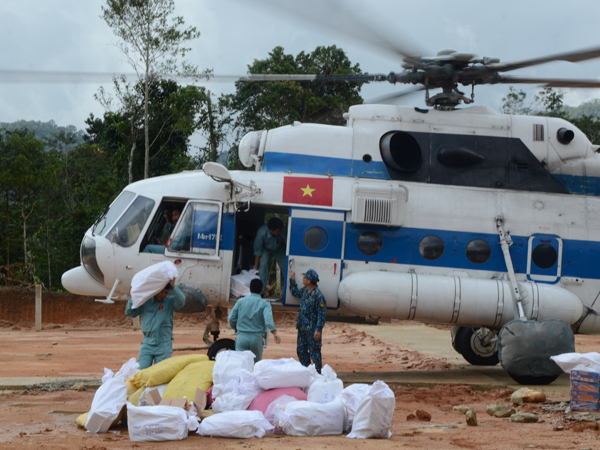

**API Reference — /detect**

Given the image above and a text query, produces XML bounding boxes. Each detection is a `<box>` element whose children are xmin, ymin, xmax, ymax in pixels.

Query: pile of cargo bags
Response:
<box><xmin>77</xmin><ymin>351</ymin><xmax>396</xmax><ymax>442</ymax></box>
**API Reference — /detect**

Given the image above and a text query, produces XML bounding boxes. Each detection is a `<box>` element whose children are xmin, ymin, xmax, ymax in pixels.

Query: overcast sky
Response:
<box><xmin>1</xmin><ymin>0</ymin><xmax>600</xmax><ymax>143</ymax></box>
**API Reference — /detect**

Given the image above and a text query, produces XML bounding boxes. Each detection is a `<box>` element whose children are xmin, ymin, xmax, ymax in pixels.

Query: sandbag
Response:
<box><xmin>249</xmin><ymin>387</ymin><xmax>307</xmax><ymax>415</ymax></box>
<box><xmin>307</xmin><ymin>365</ymin><xmax>343</xmax><ymax>404</ymax></box>
<box><xmin>162</xmin><ymin>360</ymin><xmax>215</xmax><ymax>400</ymax></box>
<box><xmin>339</xmin><ymin>383</ymin><xmax>370</xmax><ymax>431</ymax></box>
<box><xmin>211</xmin><ymin>392</ymin><xmax>254</xmax><ymax>413</ymax></box>
<box><xmin>212</xmin><ymin>350</ymin><xmax>255</xmax><ymax>398</ymax></box>
<box><xmin>130</xmin><ymin>261</ymin><xmax>179</xmax><ymax>309</ymax></box>
<box><xmin>127</xmin><ymin>402</ymin><xmax>199</xmax><ymax>442</ymax></box>
<box><xmin>280</xmin><ymin>399</ymin><xmax>345</xmax><ymax>436</ymax></box>
<box><xmin>198</xmin><ymin>410</ymin><xmax>273</xmax><ymax>438</ymax></box>
<box><xmin>130</xmin><ymin>354</ymin><xmax>209</xmax><ymax>389</ymax></box>
<box><xmin>254</xmin><ymin>358</ymin><xmax>311</xmax><ymax>390</ymax></box>
<box><xmin>347</xmin><ymin>380</ymin><xmax>395</xmax><ymax>439</ymax></box>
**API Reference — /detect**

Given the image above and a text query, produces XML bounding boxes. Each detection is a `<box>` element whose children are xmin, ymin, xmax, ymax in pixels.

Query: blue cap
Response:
<box><xmin>302</xmin><ymin>269</ymin><xmax>319</xmax><ymax>284</ymax></box>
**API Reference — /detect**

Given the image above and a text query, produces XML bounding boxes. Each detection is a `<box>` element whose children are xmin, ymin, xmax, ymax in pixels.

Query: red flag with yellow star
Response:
<box><xmin>282</xmin><ymin>176</ymin><xmax>333</xmax><ymax>206</ymax></box>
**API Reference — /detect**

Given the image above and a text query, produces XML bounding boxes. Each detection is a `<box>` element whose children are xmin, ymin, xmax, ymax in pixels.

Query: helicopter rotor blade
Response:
<box><xmin>365</xmin><ymin>86</ymin><xmax>426</xmax><ymax>104</ymax></box>
<box><xmin>245</xmin><ymin>0</ymin><xmax>428</xmax><ymax>65</ymax></box>
<box><xmin>491</xmin><ymin>46</ymin><xmax>600</xmax><ymax>73</ymax></box>
<box><xmin>241</xmin><ymin>73</ymin><xmax>389</xmax><ymax>83</ymax></box>
<box><xmin>498</xmin><ymin>75</ymin><xmax>600</xmax><ymax>88</ymax></box>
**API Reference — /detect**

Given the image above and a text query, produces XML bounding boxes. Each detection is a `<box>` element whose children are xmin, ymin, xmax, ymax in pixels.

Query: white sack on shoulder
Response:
<box><xmin>212</xmin><ymin>350</ymin><xmax>255</xmax><ymax>398</ymax></box>
<box><xmin>347</xmin><ymin>380</ymin><xmax>395</xmax><ymax>439</ymax></box>
<box><xmin>211</xmin><ymin>392</ymin><xmax>254</xmax><ymax>413</ymax></box>
<box><xmin>339</xmin><ymin>383</ymin><xmax>370</xmax><ymax>431</ymax></box>
<box><xmin>280</xmin><ymin>399</ymin><xmax>345</xmax><ymax>436</ymax></box>
<box><xmin>198</xmin><ymin>410</ymin><xmax>274</xmax><ymax>438</ymax></box>
<box><xmin>307</xmin><ymin>364</ymin><xmax>343</xmax><ymax>404</ymax></box>
<box><xmin>130</xmin><ymin>261</ymin><xmax>179</xmax><ymax>309</ymax></box>
<box><xmin>127</xmin><ymin>402</ymin><xmax>199</xmax><ymax>442</ymax></box>
<box><xmin>86</xmin><ymin>377</ymin><xmax>128</xmax><ymax>433</ymax></box>
<box><xmin>254</xmin><ymin>358</ymin><xmax>311</xmax><ymax>390</ymax></box>
<box><xmin>550</xmin><ymin>352</ymin><xmax>600</xmax><ymax>374</ymax></box>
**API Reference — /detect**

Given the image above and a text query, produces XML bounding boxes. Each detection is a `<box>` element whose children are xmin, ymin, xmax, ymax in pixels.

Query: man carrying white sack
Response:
<box><xmin>125</xmin><ymin>278</ymin><xmax>185</xmax><ymax>369</ymax></box>
<box><xmin>228</xmin><ymin>278</ymin><xmax>281</xmax><ymax>362</ymax></box>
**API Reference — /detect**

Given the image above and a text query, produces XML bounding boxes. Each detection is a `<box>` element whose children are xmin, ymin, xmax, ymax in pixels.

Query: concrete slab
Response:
<box><xmin>343</xmin><ymin>323</ymin><xmax>571</xmax><ymax>400</ymax></box>
<box><xmin>0</xmin><ymin>377</ymin><xmax>100</xmax><ymax>390</ymax></box>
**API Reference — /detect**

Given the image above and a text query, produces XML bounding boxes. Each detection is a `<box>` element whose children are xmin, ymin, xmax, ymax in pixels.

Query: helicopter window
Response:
<box><xmin>466</xmin><ymin>239</ymin><xmax>491</xmax><ymax>264</ymax></box>
<box><xmin>304</xmin><ymin>226</ymin><xmax>329</xmax><ymax>252</ymax></box>
<box><xmin>419</xmin><ymin>235</ymin><xmax>444</xmax><ymax>261</ymax></box>
<box><xmin>380</xmin><ymin>131</ymin><xmax>422</xmax><ymax>172</ymax></box>
<box><xmin>168</xmin><ymin>202</ymin><xmax>220</xmax><ymax>256</ymax></box>
<box><xmin>94</xmin><ymin>190</ymin><xmax>135</xmax><ymax>236</ymax></box>
<box><xmin>107</xmin><ymin>196</ymin><xmax>155</xmax><ymax>248</ymax></box>
<box><xmin>357</xmin><ymin>231</ymin><xmax>382</xmax><ymax>256</ymax></box>
<box><xmin>532</xmin><ymin>243</ymin><xmax>558</xmax><ymax>270</ymax></box>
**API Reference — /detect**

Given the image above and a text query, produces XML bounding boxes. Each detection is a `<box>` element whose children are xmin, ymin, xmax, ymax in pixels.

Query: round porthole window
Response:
<box><xmin>466</xmin><ymin>239</ymin><xmax>491</xmax><ymax>264</ymax></box>
<box><xmin>419</xmin><ymin>235</ymin><xmax>444</xmax><ymax>261</ymax></box>
<box><xmin>532</xmin><ymin>243</ymin><xmax>558</xmax><ymax>269</ymax></box>
<box><xmin>304</xmin><ymin>226</ymin><xmax>329</xmax><ymax>252</ymax></box>
<box><xmin>357</xmin><ymin>231</ymin><xmax>382</xmax><ymax>256</ymax></box>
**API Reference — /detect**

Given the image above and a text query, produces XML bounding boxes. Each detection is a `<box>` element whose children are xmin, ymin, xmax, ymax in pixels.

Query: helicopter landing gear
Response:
<box><xmin>452</xmin><ymin>326</ymin><xmax>499</xmax><ymax>366</ymax></box>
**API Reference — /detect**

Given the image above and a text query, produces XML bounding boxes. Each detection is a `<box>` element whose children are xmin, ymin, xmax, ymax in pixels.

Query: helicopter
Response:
<box><xmin>57</xmin><ymin>5</ymin><xmax>600</xmax><ymax>383</ymax></box>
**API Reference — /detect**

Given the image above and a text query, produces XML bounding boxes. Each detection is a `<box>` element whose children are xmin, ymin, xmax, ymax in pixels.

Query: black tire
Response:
<box><xmin>454</xmin><ymin>327</ymin><xmax>499</xmax><ymax>366</ymax></box>
<box><xmin>206</xmin><ymin>338</ymin><xmax>236</xmax><ymax>360</ymax></box>
<box><xmin>507</xmin><ymin>373</ymin><xmax>560</xmax><ymax>386</ymax></box>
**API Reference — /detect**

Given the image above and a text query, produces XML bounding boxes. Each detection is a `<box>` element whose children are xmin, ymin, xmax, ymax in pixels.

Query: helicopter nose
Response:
<box><xmin>62</xmin><ymin>266</ymin><xmax>111</xmax><ymax>296</ymax></box>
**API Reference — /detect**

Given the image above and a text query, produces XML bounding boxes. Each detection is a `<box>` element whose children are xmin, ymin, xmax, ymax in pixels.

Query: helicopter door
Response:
<box><xmin>285</xmin><ymin>208</ymin><xmax>345</xmax><ymax>309</ymax></box>
<box><xmin>526</xmin><ymin>234</ymin><xmax>563</xmax><ymax>284</ymax></box>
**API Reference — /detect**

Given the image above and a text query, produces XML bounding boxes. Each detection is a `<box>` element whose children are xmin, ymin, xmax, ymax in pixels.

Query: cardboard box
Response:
<box><xmin>144</xmin><ymin>387</ymin><xmax>206</xmax><ymax>414</ymax></box>
<box><xmin>570</xmin><ymin>381</ymin><xmax>600</xmax><ymax>393</ymax></box>
<box><xmin>571</xmin><ymin>370</ymin><xmax>600</xmax><ymax>383</ymax></box>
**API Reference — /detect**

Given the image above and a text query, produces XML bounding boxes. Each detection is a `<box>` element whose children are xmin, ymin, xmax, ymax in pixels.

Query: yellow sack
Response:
<box><xmin>127</xmin><ymin>386</ymin><xmax>146</xmax><ymax>407</ymax></box>
<box><xmin>130</xmin><ymin>354</ymin><xmax>209</xmax><ymax>389</ymax></box>
<box><xmin>75</xmin><ymin>407</ymin><xmax>124</xmax><ymax>430</ymax></box>
<box><xmin>162</xmin><ymin>361</ymin><xmax>215</xmax><ymax>400</ymax></box>
<box><xmin>125</xmin><ymin>379</ymin><xmax>138</xmax><ymax>396</ymax></box>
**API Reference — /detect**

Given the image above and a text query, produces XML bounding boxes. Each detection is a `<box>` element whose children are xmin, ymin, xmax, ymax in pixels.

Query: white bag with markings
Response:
<box><xmin>198</xmin><ymin>410</ymin><xmax>274</xmax><ymax>438</ymax></box>
<box><xmin>254</xmin><ymin>358</ymin><xmax>311</xmax><ymax>390</ymax></box>
<box><xmin>127</xmin><ymin>402</ymin><xmax>199</xmax><ymax>442</ymax></box>
<box><xmin>280</xmin><ymin>400</ymin><xmax>345</xmax><ymax>436</ymax></box>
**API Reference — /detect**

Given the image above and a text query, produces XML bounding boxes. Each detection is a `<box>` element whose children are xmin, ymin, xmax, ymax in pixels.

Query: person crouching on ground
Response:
<box><xmin>289</xmin><ymin>268</ymin><xmax>326</xmax><ymax>373</ymax></box>
<box><xmin>125</xmin><ymin>278</ymin><xmax>185</xmax><ymax>369</ymax></box>
<box><xmin>228</xmin><ymin>278</ymin><xmax>281</xmax><ymax>362</ymax></box>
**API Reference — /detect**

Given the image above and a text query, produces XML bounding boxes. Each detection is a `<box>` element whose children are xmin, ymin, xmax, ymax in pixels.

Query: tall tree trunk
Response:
<box><xmin>20</xmin><ymin>195</ymin><xmax>27</xmax><ymax>271</ymax></box>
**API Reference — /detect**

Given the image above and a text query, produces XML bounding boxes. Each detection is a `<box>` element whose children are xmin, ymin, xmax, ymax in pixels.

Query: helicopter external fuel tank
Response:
<box><xmin>338</xmin><ymin>271</ymin><xmax>584</xmax><ymax>328</ymax></box>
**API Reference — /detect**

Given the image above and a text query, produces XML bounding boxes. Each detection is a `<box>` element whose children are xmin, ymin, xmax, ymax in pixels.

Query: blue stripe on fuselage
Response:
<box><xmin>344</xmin><ymin>223</ymin><xmax>600</xmax><ymax>281</ymax></box>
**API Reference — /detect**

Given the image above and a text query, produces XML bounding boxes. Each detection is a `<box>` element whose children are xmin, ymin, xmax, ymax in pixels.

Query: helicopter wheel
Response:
<box><xmin>454</xmin><ymin>326</ymin><xmax>499</xmax><ymax>366</ymax></box>
<box><xmin>207</xmin><ymin>338</ymin><xmax>236</xmax><ymax>360</ymax></box>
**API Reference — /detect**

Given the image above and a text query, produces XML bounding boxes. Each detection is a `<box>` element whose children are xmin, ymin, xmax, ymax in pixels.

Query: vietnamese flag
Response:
<box><xmin>282</xmin><ymin>176</ymin><xmax>333</xmax><ymax>206</ymax></box>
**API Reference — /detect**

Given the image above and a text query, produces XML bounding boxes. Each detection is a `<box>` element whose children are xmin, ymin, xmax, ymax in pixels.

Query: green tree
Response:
<box><xmin>101</xmin><ymin>0</ymin><xmax>206</xmax><ymax>179</ymax></box>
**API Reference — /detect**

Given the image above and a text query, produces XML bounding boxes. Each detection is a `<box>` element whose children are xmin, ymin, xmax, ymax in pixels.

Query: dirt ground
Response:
<box><xmin>2</xmin><ymin>287</ymin><xmax>600</xmax><ymax>449</ymax></box>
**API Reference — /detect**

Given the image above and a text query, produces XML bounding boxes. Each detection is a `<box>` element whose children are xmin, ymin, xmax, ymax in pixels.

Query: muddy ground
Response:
<box><xmin>1</xmin><ymin>286</ymin><xmax>600</xmax><ymax>449</ymax></box>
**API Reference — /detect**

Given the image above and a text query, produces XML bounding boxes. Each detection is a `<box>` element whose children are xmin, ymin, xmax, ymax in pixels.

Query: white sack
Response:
<box><xmin>347</xmin><ymin>380</ymin><xmax>395</xmax><ymax>439</ymax></box>
<box><xmin>230</xmin><ymin>269</ymin><xmax>260</xmax><ymax>297</ymax></box>
<box><xmin>127</xmin><ymin>402</ymin><xmax>199</xmax><ymax>442</ymax></box>
<box><xmin>264</xmin><ymin>395</ymin><xmax>300</xmax><ymax>427</ymax></box>
<box><xmin>212</xmin><ymin>350</ymin><xmax>255</xmax><ymax>398</ymax></box>
<box><xmin>198</xmin><ymin>410</ymin><xmax>274</xmax><ymax>438</ymax></box>
<box><xmin>211</xmin><ymin>392</ymin><xmax>254</xmax><ymax>413</ymax></box>
<box><xmin>550</xmin><ymin>352</ymin><xmax>600</xmax><ymax>373</ymax></box>
<box><xmin>101</xmin><ymin>357</ymin><xmax>139</xmax><ymax>384</ymax></box>
<box><xmin>339</xmin><ymin>383</ymin><xmax>370</xmax><ymax>431</ymax></box>
<box><xmin>307</xmin><ymin>365</ymin><xmax>344</xmax><ymax>404</ymax></box>
<box><xmin>86</xmin><ymin>377</ymin><xmax>128</xmax><ymax>433</ymax></box>
<box><xmin>254</xmin><ymin>358</ymin><xmax>311</xmax><ymax>390</ymax></box>
<box><xmin>280</xmin><ymin>400</ymin><xmax>345</xmax><ymax>436</ymax></box>
<box><xmin>130</xmin><ymin>261</ymin><xmax>179</xmax><ymax>309</ymax></box>
<box><xmin>138</xmin><ymin>384</ymin><xmax>168</xmax><ymax>407</ymax></box>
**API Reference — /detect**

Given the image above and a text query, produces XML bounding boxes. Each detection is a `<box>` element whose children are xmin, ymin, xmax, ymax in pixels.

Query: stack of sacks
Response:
<box><xmin>211</xmin><ymin>350</ymin><xmax>258</xmax><ymax>413</ymax></box>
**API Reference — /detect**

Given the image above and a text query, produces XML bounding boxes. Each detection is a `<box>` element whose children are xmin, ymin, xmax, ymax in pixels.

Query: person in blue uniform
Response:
<box><xmin>125</xmin><ymin>278</ymin><xmax>186</xmax><ymax>369</ymax></box>
<box><xmin>288</xmin><ymin>268</ymin><xmax>327</xmax><ymax>373</ymax></box>
<box><xmin>253</xmin><ymin>218</ymin><xmax>286</xmax><ymax>292</ymax></box>
<box><xmin>228</xmin><ymin>278</ymin><xmax>281</xmax><ymax>362</ymax></box>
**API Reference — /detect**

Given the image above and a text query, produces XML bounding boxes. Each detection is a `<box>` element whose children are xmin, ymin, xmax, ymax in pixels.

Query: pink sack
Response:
<box><xmin>248</xmin><ymin>387</ymin><xmax>307</xmax><ymax>414</ymax></box>
<box><xmin>206</xmin><ymin>385</ymin><xmax>214</xmax><ymax>408</ymax></box>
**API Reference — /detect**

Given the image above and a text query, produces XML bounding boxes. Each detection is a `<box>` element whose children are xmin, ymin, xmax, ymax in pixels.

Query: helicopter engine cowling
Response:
<box><xmin>557</xmin><ymin>127</ymin><xmax>575</xmax><ymax>145</ymax></box>
<box><xmin>338</xmin><ymin>271</ymin><xmax>584</xmax><ymax>328</ymax></box>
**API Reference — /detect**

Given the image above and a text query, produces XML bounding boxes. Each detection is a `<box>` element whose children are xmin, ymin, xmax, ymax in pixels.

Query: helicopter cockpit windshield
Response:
<box><xmin>106</xmin><ymin>195</ymin><xmax>155</xmax><ymax>247</ymax></box>
<box><xmin>92</xmin><ymin>191</ymin><xmax>135</xmax><ymax>236</ymax></box>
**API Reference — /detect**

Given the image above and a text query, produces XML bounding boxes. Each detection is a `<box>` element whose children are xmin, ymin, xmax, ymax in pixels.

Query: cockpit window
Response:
<box><xmin>106</xmin><ymin>196</ymin><xmax>155</xmax><ymax>247</ymax></box>
<box><xmin>93</xmin><ymin>191</ymin><xmax>135</xmax><ymax>236</ymax></box>
<box><xmin>167</xmin><ymin>202</ymin><xmax>221</xmax><ymax>256</ymax></box>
